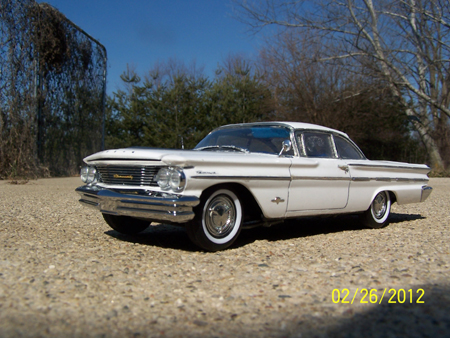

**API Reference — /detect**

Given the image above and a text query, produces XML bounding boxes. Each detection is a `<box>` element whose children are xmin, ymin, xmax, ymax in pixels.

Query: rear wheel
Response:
<box><xmin>361</xmin><ymin>191</ymin><xmax>391</xmax><ymax>229</ymax></box>
<box><xmin>102</xmin><ymin>214</ymin><xmax>150</xmax><ymax>234</ymax></box>
<box><xmin>186</xmin><ymin>188</ymin><xmax>243</xmax><ymax>251</ymax></box>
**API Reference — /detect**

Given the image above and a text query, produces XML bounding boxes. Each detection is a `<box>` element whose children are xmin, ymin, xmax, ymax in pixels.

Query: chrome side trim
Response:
<box><xmin>86</xmin><ymin>158</ymin><xmax>162</xmax><ymax>162</ymax></box>
<box><xmin>191</xmin><ymin>175</ymin><xmax>427</xmax><ymax>184</ymax></box>
<box><xmin>348</xmin><ymin>163</ymin><xmax>431</xmax><ymax>171</ymax></box>
<box><xmin>351</xmin><ymin>177</ymin><xmax>429</xmax><ymax>183</ymax></box>
<box><xmin>291</xmin><ymin>176</ymin><xmax>351</xmax><ymax>181</ymax></box>
<box><xmin>191</xmin><ymin>175</ymin><xmax>291</xmax><ymax>181</ymax></box>
<box><xmin>192</xmin><ymin>175</ymin><xmax>351</xmax><ymax>182</ymax></box>
<box><xmin>375</xmin><ymin>177</ymin><xmax>392</xmax><ymax>182</ymax></box>
<box><xmin>76</xmin><ymin>185</ymin><xmax>200</xmax><ymax>223</ymax></box>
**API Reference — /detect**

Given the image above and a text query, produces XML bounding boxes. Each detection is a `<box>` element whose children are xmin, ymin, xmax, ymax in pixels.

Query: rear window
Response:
<box><xmin>334</xmin><ymin>135</ymin><xmax>365</xmax><ymax>159</ymax></box>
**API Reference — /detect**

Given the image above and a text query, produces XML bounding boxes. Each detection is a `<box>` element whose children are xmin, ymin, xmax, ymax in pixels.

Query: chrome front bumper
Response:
<box><xmin>76</xmin><ymin>185</ymin><xmax>200</xmax><ymax>223</ymax></box>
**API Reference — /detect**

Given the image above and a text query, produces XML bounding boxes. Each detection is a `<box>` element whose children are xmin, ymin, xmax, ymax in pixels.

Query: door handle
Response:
<box><xmin>338</xmin><ymin>165</ymin><xmax>349</xmax><ymax>173</ymax></box>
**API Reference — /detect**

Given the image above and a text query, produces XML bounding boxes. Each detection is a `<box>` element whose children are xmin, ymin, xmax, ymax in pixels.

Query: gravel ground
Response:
<box><xmin>0</xmin><ymin>177</ymin><xmax>449</xmax><ymax>338</ymax></box>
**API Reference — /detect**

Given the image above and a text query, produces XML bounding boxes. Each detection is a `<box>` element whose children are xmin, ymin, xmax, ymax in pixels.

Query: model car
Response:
<box><xmin>76</xmin><ymin>122</ymin><xmax>432</xmax><ymax>251</ymax></box>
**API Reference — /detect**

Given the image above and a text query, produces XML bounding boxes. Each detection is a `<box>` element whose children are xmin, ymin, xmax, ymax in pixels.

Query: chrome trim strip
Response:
<box><xmin>375</xmin><ymin>177</ymin><xmax>391</xmax><ymax>182</ymax></box>
<box><xmin>352</xmin><ymin>177</ymin><xmax>370</xmax><ymax>181</ymax></box>
<box><xmin>87</xmin><ymin>158</ymin><xmax>162</xmax><ymax>162</ymax></box>
<box><xmin>191</xmin><ymin>175</ymin><xmax>428</xmax><ymax>183</ymax></box>
<box><xmin>397</xmin><ymin>178</ymin><xmax>429</xmax><ymax>182</ymax></box>
<box><xmin>191</xmin><ymin>175</ymin><xmax>291</xmax><ymax>181</ymax></box>
<box><xmin>76</xmin><ymin>185</ymin><xmax>200</xmax><ymax>223</ymax></box>
<box><xmin>351</xmin><ymin>177</ymin><xmax>429</xmax><ymax>183</ymax></box>
<box><xmin>192</xmin><ymin>175</ymin><xmax>352</xmax><ymax>181</ymax></box>
<box><xmin>348</xmin><ymin>163</ymin><xmax>430</xmax><ymax>171</ymax></box>
<box><xmin>291</xmin><ymin>176</ymin><xmax>351</xmax><ymax>181</ymax></box>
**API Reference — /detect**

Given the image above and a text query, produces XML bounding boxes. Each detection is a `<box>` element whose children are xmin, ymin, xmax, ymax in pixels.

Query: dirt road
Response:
<box><xmin>0</xmin><ymin>177</ymin><xmax>449</xmax><ymax>337</ymax></box>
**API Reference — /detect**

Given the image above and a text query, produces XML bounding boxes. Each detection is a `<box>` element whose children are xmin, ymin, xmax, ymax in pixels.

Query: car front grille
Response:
<box><xmin>96</xmin><ymin>165</ymin><xmax>161</xmax><ymax>187</ymax></box>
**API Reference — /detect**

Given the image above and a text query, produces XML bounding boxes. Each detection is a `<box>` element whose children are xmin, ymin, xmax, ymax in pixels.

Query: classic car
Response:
<box><xmin>76</xmin><ymin>122</ymin><xmax>432</xmax><ymax>251</ymax></box>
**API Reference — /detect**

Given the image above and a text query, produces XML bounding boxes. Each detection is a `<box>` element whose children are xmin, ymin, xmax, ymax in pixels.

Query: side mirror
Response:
<box><xmin>279</xmin><ymin>139</ymin><xmax>292</xmax><ymax>156</ymax></box>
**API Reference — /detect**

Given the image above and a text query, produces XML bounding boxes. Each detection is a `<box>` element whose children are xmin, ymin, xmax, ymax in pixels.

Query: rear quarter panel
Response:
<box><xmin>346</xmin><ymin>161</ymin><xmax>430</xmax><ymax>212</ymax></box>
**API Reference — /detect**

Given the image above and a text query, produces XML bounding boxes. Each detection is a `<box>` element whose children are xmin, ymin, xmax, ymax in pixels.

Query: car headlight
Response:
<box><xmin>155</xmin><ymin>168</ymin><xmax>171</xmax><ymax>190</ymax></box>
<box><xmin>155</xmin><ymin>167</ymin><xmax>186</xmax><ymax>192</ymax></box>
<box><xmin>80</xmin><ymin>166</ymin><xmax>89</xmax><ymax>183</ymax></box>
<box><xmin>80</xmin><ymin>166</ymin><xmax>98</xmax><ymax>184</ymax></box>
<box><xmin>169</xmin><ymin>168</ymin><xmax>186</xmax><ymax>192</ymax></box>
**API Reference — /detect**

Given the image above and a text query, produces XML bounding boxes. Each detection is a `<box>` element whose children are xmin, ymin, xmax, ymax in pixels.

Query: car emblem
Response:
<box><xmin>271</xmin><ymin>197</ymin><xmax>285</xmax><ymax>204</ymax></box>
<box><xmin>113</xmin><ymin>174</ymin><xmax>133</xmax><ymax>180</ymax></box>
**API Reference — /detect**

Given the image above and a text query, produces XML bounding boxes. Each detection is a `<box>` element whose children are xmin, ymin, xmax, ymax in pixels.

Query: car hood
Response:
<box><xmin>84</xmin><ymin>147</ymin><xmax>431</xmax><ymax>173</ymax></box>
<box><xmin>83</xmin><ymin>147</ymin><xmax>287</xmax><ymax>167</ymax></box>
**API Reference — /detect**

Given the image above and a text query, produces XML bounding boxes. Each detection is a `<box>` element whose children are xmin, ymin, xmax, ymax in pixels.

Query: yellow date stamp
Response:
<box><xmin>332</xmin><ymin>288</ymin><xmax>425</xmax><ymax>304</ymax></box>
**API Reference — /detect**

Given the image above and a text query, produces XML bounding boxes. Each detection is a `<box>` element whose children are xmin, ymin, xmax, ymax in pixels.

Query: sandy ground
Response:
<box><xmin>0</xmin><ymin>177</ymin><xmax>449</xmax><ymax>337</ymax></box>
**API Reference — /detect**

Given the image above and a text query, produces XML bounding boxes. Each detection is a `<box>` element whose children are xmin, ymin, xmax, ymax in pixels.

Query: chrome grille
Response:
<box><xmin>97</xmin><ymin>166</ymin><xmax>161</xmax><ymax>186</ymax></box>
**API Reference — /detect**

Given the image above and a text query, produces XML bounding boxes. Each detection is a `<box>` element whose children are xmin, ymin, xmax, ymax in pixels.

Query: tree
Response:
<box><xmin>235</xmin><ymin>0</ymin><xmax>450</xmax><ymax>170</ymax></box>
<box><xmin>207</xmin><ymin>55</ymin><xmax>273</xmax><ymax>127</ymax></box>
<box><xmin>107</xmin><ymin>61</ymin><xmax>212</xmax><ymax>150</ymax></box>
<box><xmin>256</xmin><ymin>30</ymin><xmax>424</xmax><ymax>163</ymax></box>
<box><xmin>106</xmin><ymin>58</ymin><xmax>273</xmax><ymax>150</ymax></box>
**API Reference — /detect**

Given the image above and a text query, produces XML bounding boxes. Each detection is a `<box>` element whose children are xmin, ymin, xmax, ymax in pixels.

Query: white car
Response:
<box><xmin>76</xmin><ymin>122</ymin><xmax>432</xmax><ymax>251</ymax></box>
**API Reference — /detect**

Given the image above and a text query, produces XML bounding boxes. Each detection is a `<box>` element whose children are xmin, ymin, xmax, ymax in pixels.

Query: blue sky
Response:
<box><xmin>38</xmin><ymin>0</ymin><xmax>260</xmax><ymax>94</ymax></box>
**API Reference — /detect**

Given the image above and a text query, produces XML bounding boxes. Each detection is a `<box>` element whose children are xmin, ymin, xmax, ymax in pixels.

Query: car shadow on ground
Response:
<box><xmin>284</xmin><ymin>283</ymin><xmax>450</xmax><ymax>337</ymax></box>
<box><xmin>105</xmin><ymin>224</ymin><xmax>199</xmax><ymax>251</ymax></box>
<box><xmin>234</xmin><ymin>212</ymin><xmax>424</xmax><ymax>248</ymax></box>
<box><xmin>105</xmin><ymin>213</ymin><xmax>425</xmax><ymax>252</ymax></box>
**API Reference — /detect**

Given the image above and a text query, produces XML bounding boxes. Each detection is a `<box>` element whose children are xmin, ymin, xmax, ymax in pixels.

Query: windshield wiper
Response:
<box><xmin>195</xmin><ymin>145</ymin><xmax>249</xmax><ymax>153</ymax></box>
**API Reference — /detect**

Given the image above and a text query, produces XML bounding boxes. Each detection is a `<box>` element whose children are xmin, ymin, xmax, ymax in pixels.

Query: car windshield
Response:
<box><xmin>194</xmin><ymin>125</ymin><xmax>292</xmax><ymax>155</ymax></box>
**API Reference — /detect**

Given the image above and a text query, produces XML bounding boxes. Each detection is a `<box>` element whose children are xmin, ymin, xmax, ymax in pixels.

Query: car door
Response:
<box><xmin>287</xmin><ymin>130</ymin><xmax>351</xmax><ymax>213</ymax></box>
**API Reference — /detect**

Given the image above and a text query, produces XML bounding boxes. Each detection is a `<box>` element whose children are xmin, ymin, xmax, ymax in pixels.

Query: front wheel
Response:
<box><xmin>102</xmin><ymin>214</ymin><xmax>150</xmax><ymax>234</ymax></box>
<box><xmin>360</xmin><ymin>191</ymin><xmax>391</xmax><ymax>229</ymax></box>
<box><xmin>186</xmin><ymin>188</ymin><xmax>243</xmax><ymax>251</ymax></box>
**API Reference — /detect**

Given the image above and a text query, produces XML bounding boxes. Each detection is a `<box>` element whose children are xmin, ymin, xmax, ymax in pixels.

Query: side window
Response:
<box><xmin>302</xmin><ymin>132</ymin><xmax>336</xmax><ymax>158</ymax></box>
<box><xmin>334</xmin><ymin>135</ymin><xmax>365</xmax><ymax>159</ymax></box>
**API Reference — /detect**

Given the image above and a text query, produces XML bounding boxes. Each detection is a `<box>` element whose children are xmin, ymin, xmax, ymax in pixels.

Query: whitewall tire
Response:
<box><xmin>361</xmin><ymin>191</ymin><xmax>391</xmax><ymax>229</ymax></box>
<box><xmin>187</xmin><ymin>188</ymin><xmax>243</xmax><ymax>251</ymax></box>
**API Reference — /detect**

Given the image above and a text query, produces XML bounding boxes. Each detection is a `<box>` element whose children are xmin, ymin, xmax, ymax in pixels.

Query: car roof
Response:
<box><xmin>219</xmin><ymin>121</ymin><xmax>350</xmax><ymax>138</ymax></box>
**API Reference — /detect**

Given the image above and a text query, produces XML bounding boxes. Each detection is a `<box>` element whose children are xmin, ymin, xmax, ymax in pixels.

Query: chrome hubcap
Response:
<box><xmin>205</xmin><ymin>195</ymin><xmax>236</xmax><ymax>238</ymax></box>
<box><xmin>372</xmin><ymin>192</ymin><xmax>387</xmax><ymax>219</ymax></box>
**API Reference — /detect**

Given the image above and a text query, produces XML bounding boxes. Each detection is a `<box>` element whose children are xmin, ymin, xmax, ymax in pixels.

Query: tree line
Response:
<box><xmin>233</xmin><ymin>0</ymin><xmax>450</xmax><ymax>171</ymax></box>
<box><xmin>106</xmin><ymin>59</ymin><xmax>272</xmax><ymax>150</ymax></box>
<box><xmin>107</xmin><ymin>56</ymin><xmax>427</xmax><ymax>166</ymax></box>
<box><xmin>109</xmin><ymin>0</ymin><xmax>450</xmax><ymax>169</ymax></box>
<box><xmin>2</xmin><ymin>0</ymin><xmax>448</xmax><ymax>178</ymax></box>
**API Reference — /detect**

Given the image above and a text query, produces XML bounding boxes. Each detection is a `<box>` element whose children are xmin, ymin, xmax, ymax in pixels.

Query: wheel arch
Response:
<box><xmin>197</xmin><ymin>183</ymin><xmax>263</xmax><ymax>224</ymax></box>
<box><xmin>388</xmin><ymin>191</ymin><xmax>397</xmax><ymax>204</ymax></box>
<box><xmin>366</xmin><ymin>188</ymin><xmax>397</xmax><ymax>210</ymax></box>
<box><xmin>360</xmin><ymin>189</ymin><xmax>393</xmax><ymax>229</ymax></box>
